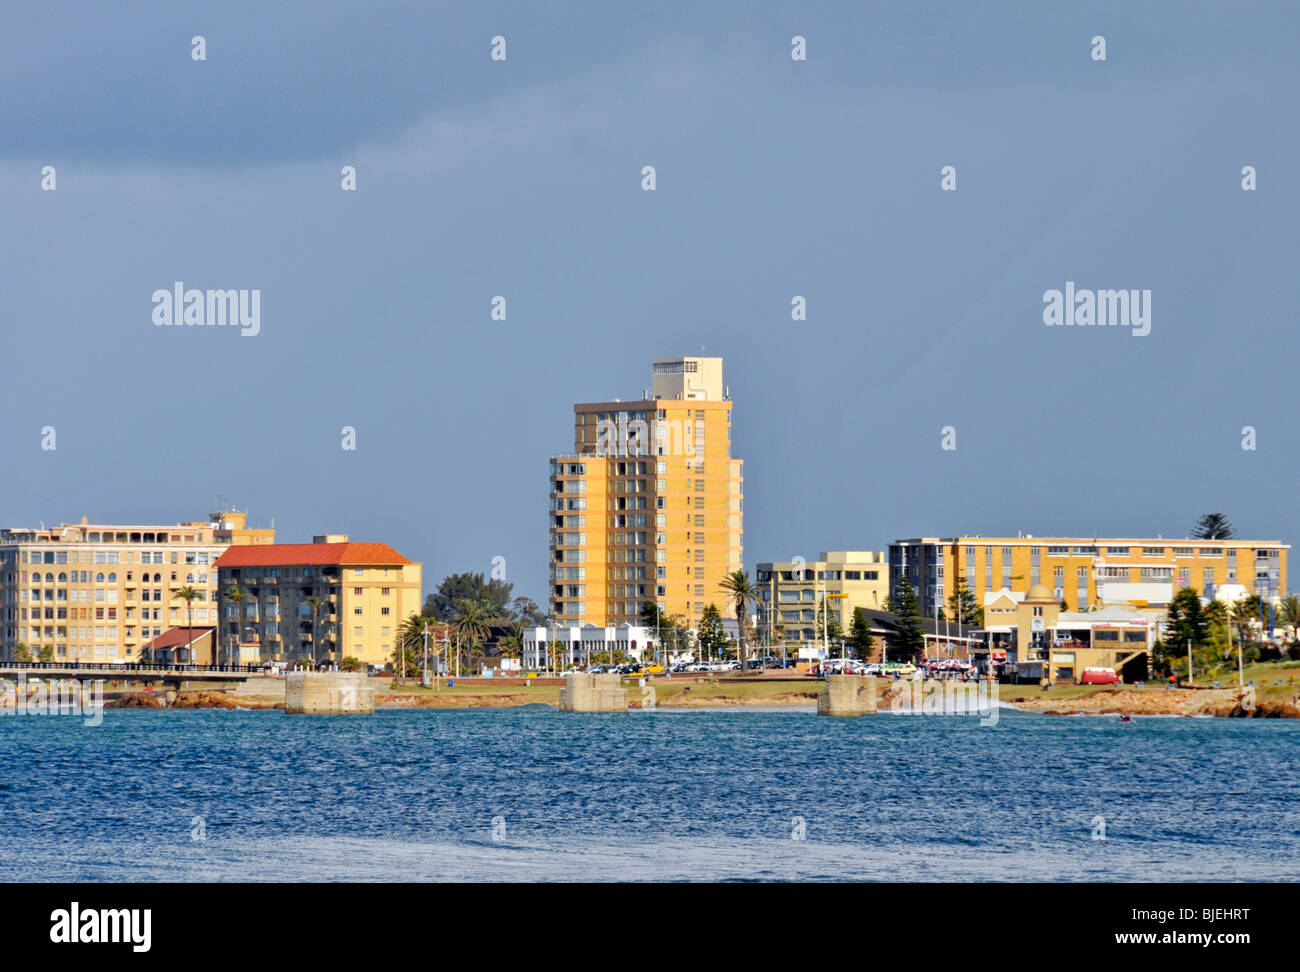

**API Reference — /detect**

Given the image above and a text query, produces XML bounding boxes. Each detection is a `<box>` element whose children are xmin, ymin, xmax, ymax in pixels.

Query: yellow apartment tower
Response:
<box><xmin>549</xmin><ymin>357</ymin><xmax>744</xmax><ymax>627</ymax></box>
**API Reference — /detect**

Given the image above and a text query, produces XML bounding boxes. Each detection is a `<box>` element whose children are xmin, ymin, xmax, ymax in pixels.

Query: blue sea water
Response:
<box><xmin>1</xmin><ymin>705</ymin><xmax>1297</xmax><ymax>881</ymax></box>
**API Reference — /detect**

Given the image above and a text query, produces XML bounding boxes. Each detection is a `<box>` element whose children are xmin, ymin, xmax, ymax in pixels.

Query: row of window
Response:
<box><xmin>15</xmin><ymin>549</ymin><xmax>215</xmax><ymax>565</ymax></box>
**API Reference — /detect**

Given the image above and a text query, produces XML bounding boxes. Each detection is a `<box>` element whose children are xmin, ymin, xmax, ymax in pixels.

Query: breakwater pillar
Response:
<box><xmin>285</xmin><ymin>672</ymin><xmax>375</xmax><ymax>714</ymax></box>
<box><xmin>558</xmin><ymin>672</ymin><xmax>628</xmax><ymax>713</ymax></box>
<box><xmin>817</xmin><ymin>674</ymin><xmax>877</xmax><ymax>716</ymax></box>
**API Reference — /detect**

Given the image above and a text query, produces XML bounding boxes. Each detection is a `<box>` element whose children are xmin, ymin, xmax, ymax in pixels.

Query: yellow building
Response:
<box><xmin>549</xmin><ymin>356</ymin><xmax>744</xmax><ymax>627</ymax></box>
<box><xmin>214</xmin><ymin>535</ymin><xmax>422</xmax><ymax>667</ymax></box>
<box><xmin>0</xmin><ymin>510</ymin><xmax>273</xmax><ymax>663</ymax></box>
<box><xmin>755</xmin><ymin>551</ymin><xmax>889</xmax><ymax>646</ymax></box>
<box><xmin>889</xmin><ymin>536</ymin><xmax>1289</xmax><ymax>619</ymax></box>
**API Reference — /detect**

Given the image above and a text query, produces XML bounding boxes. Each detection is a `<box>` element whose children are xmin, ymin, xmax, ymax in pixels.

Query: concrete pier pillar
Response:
<box><xmin>285</xmin><ymin>672</ymin><xmax>375</xmax><ymax>714</ymax></box>
<box><xmin>817</xmin><ymin>674</ymin><xmax>877</xmax><ymax>716</ymax></box>
<box><xmin>558</xmin><ymin>672</ymin><xmax>629</xmax><ymax>713</ymax></box>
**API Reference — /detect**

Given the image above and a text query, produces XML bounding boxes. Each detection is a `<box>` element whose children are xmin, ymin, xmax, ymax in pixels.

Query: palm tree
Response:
<box><xmin>176</xmin><ymin>586</ymin><xmax>201</xmax><ymax>665</ymax></box>
<box><xmin>304</xmin><ymin>595</ymin><xmax>324</xmax><ymax>668</ymax></box>
<box><xmin>398</xmin><ymin>612</ymin><xmax>429</xmax><ymax>679</ymax></box>
<box><xmin>719</xmin><ymin>570</ymin><xmax>757</xmax><ymax>673</ymax></box>
<box><xmin>451</xmin><ymin>599</ymin><xmax>492</xmax><ymax>677</ymax></box>
<box><xmin>1277</xmin><ymin>594</ymin><xmax>1300</xmax><ymax>645</ymax></box>
<box><xmin>498</xmin><ymin>621</ymin><xmax>525</xmax><ymax>661</ymax></box>
<box><xmin>224</xmin><ymin>584</ymin><xmax>248</xmax><ymax>666</ymax></box>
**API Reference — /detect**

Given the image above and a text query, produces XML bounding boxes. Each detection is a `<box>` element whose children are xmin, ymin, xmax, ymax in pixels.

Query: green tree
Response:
<box><xmin>224</xmin><ymin>584</ymin><xmax>248</xmax><ymax>665</ymax></box>
<box><xmin>426</xmin><ymin>573</ymin><xmax>513</xmax><ymax>622</ymax></box>
<box><xmin>1277</xmin><ymin>594</ymin><xmax>1300</xmax><ymax>646</ymax></box>
<box><xmin>696</xmin><ymin>603</ymin><xmax>727</xmax><ymax>662</ymax></box>
<box><xmin>890</xmin><ymin>576</ymin><xmax>926</xmax><ymax>661</ymax></box>
<box><xmin>1229</xmin><ymin>594</ymin><xmax>1264</xmax><ymax>647</ymax></box>
<box><xmin>1191</xmin><ymin>513</ymin><xmax>1235</xmax><ymax>540</ymax></box>
<box><xmin>37</xmin><ymin>644</ymin><xmax>54</xmax><ymax>663</ymax></box>
<box><xmin>451</xmin><ymin>599</ymin><xmax>492</xmax><ymax>675</ymax></box>
<box><xmin>1166</xmin><ymin>587</ymin><xmax>1209</xmax><ymax>654</ymax></box>
<box><xmin>398</xmin><ymin>612</ymin><xmax>437</xmax><ymax>678</ymax></box>
<box><xmin>946</xmin><ymin>579</ymin><xmax>983</xmax><ymax>627</ymax></box>
<box><xmin>304</xmin><ymin>595</ymin><xmax>325</xmax><ymax>667</ymax></box>
<box><xmin>339</xmin><ymin>656</ymin><xmax>362</xmax><ymax>673</ymax></box>
<box><xmin>847</xmin><ymin>608</ymin><xmax>874</xmax><ymax>659</ymax></box>
<box><xmin>511</xmin><ymin>596</ymin><xmax>545</xmax><ymax>626</ymax></box>
<box><xmin>1204</xmin><ymin>600</ymin><xmax>1231</xmax><ymax>664</ymax></box>
<box><xmin>497</xmin><ymin>620</ymin><xmax>525</xmax><ymax>660</ymax></box>
<box><xmin>13</xmin><ymin>642</ymin><xmax>32</xmax><ymax>663</ymax></box>
<box><xmin>638</xmin><ymin>601</ymin><xmax>675</xmax><ymax>665</ymax></box>
<box><xmin>718</xmin><ymin>571</ymin><xmax>757</xmax><ymax>671</ymax></box>
<box><xmin>176</xmin><ymin>585</ymin><xmax>202</xmax><ymax>664</ymax></box>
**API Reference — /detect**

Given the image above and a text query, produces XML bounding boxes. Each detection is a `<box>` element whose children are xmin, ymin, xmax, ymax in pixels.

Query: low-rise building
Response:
<box><xmin>1048</xmin><ymin>608</ymin><xmax>1152</xmax><ymax>683</ymax></box>
<box><xmin>890</xmin><ymin>535</ymin><xmax>1288</xmax><ymax>619</ymax></box>
<box><xmin>522</xmin><ymin>623</ymin><xmax>656</xmax><ymax>669</ymax></box>
<box><xmin>755</xmin><ymin>551</ymin><xmax>888</xmax><ymax>647</ymax></box>
<box><xmin>141</xmin><ymin>625</ymin><xmax>218</xmax><ymax>666</ymax></box>
<box><xmin>214</xmin><ymin>535</ymin><xmax>422</xmax><ymax>668</ymax></box>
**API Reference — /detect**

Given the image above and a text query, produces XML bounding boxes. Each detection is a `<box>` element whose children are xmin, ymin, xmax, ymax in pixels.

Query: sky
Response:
<box><xmin>2</xmin><ymin>1</ymin><xmax>1298</xmax><ymax>606</ymax></box>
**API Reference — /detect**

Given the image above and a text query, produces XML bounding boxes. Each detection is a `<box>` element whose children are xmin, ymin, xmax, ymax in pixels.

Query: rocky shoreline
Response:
<box><xmin>1006</xmin><ymin>687</ymin><xmax>1300</xmax><ymax>719</ymax></box>
<box><xmin>105</xmin><ymin>690</ymin><xmax>282</xmax><ymax>710</ymax></box>
<box><xmin>96</xmin><ymin>682</ymin><xmax>1300</xmax><ymax>718</ymax></box>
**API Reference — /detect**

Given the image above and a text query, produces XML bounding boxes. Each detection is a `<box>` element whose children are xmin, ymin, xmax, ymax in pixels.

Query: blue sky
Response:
<box><xmin>2</xmin><ymin>2</ymin><xmax>1297</xmax><ymax>605</ymax></box>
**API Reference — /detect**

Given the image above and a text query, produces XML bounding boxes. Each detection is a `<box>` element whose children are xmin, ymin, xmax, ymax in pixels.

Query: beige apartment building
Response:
<box><xmin>890</xmin><ymin>535</ymin><xmax>1289</xmax><ymax>619</ymax></box>
<box><xmin>549</xmin><ymin>356</ymin><xmax>744</xmax><ymax>627</ymax></box>
<box><xmin>214</xmin><ymin>535</ymin><xmax>422</xmax><ymax>667</ymax></box>
<box><xmin>755</xmin><ymin>551</ymin><xmax>889</xmax><ymax>646</ymax></box>
<box><xmin>0</xmin><ymin>510</ymin><xmax>273</xmax><ymax>663</ymax></box>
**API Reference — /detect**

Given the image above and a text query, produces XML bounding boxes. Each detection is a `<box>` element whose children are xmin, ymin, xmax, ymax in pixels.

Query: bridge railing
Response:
<box><xmin>0</xmin><ymin>662</ymin><xmax>270</xmax><ymax>674</ymax></box>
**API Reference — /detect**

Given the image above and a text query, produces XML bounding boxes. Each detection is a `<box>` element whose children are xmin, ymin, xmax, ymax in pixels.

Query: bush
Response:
<box><xmin>339</xmin><ymin>656</ymin><xmax>362</xmax><ymax>673</ymax></box>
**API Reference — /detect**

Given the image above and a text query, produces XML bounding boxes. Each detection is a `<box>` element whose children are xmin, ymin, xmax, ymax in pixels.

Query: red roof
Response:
<box><xmin>214</xmin><ymin>542</ymin><xmax>412</xmax><ymax>568</ymax></box>
<box><xmin>144</xmin><ymin>626</ymin><xmax>216</xmax><ymax>650</ymax></box>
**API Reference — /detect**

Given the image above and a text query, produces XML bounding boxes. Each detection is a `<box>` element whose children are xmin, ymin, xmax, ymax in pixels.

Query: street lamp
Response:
<box><xmin>825</xmin><ymin>592</ymin><xmax>848</xmax><ymax>661</ymax></box>
<box><xmin>422</xmin><ymin>622</ymin><xmax>430</xmax><ymax>687</ymax></box>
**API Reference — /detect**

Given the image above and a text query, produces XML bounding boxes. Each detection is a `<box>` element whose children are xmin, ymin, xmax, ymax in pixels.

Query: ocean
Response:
<box><xmin>2</xmin><ymin>705</ymin><xmax>1297</xmax><ymax>881</ymax></box>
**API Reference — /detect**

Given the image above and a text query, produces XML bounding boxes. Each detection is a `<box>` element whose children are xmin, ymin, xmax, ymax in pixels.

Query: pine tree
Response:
<box><xmin>891</xmin><ymin>577</ymin><xmax>926</xmax><ymax>660</ymax></box>
<box><xmin>1191</xmin><ymin>513</ymin><xmax>1235</xmax><ymax>540</ymax></box>
<box><xmin>946</xmin><ymin>579</ymin><xmax>984</xmax><ymax>626</ymax></box>
<box><xmin>848</xmin><ymin>608</ymin><xmax>874</xmax><ymax>659</ymax></box>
